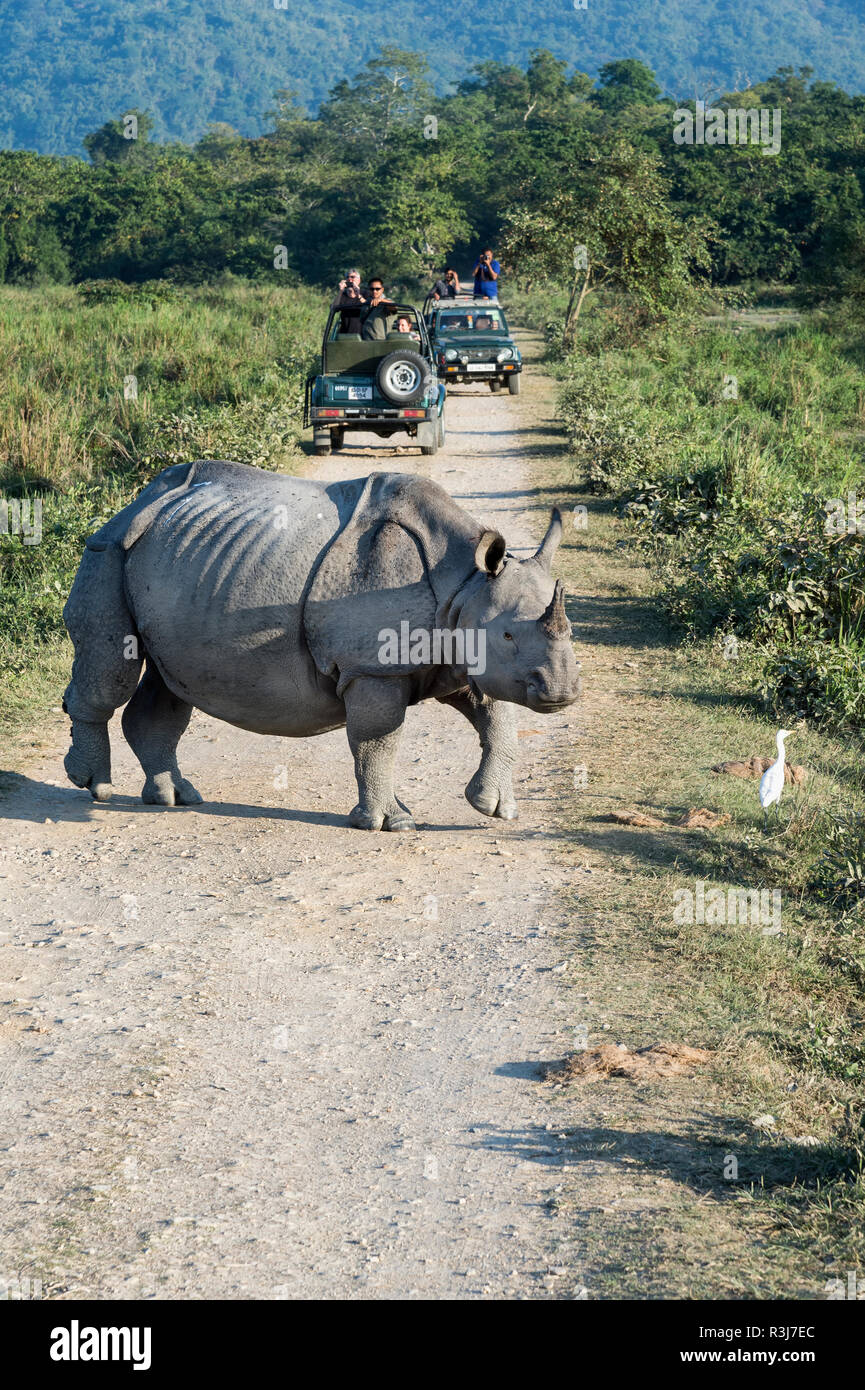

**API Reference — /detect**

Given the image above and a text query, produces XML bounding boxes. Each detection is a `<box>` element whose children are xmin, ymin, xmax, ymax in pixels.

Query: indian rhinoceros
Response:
<box><xmin>62</xmin><ymin>461</ymin><xmax>581</xmax><ymax>830</ymax></box>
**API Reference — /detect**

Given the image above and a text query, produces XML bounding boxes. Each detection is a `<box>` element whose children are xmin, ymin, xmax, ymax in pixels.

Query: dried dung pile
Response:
<box><xmin>712</xmin><ymin>755</ymin><xmax>807</xmax><ymax>785</ymax></box>
<box><xmin>551</xmin><ymin>1042</ymin><xmax>714</xmax><ymax>1083</ymax></box>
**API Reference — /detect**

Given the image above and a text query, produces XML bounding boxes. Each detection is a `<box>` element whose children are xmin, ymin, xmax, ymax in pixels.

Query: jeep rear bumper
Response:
<box><xmin>307</xmin><ymin>403</ymin><xmax>438</xmax><ymax>428</ymax></box>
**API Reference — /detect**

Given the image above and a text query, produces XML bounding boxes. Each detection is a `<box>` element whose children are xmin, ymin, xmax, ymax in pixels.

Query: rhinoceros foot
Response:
<box><xmin>466</xmin><ymin>772</ymin><xmax>518</xmax><ymax>821</ymax></box>
<box><xmin>64</xmin><ymin>747</ymin><xmax>113</xmax><ymax>803</ymax></box>
<box><xmin>349</xmin><ymin>802</ymin><xmax>416</xmax><ymax>832</ymax></box>
<box><xmin>142</xmin><ymin>772</ymin><xmax>203</xmax><ymax>806</ymax></box>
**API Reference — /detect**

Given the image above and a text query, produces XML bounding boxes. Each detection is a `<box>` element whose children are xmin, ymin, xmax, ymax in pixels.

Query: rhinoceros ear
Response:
<box><xmin>534</xmin><ymin>508</ymin><xmax>563</xmax><ymax>572</ymax></box>
<box><xmin>475</xmin><ymin>529</ymin><xmax>507</xmax><ymax>576</ymax></box>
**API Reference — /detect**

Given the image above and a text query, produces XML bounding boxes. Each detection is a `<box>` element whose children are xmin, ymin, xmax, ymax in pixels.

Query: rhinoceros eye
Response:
<box><xmin>503</xmin><ymin>631</ymin><xmax>514</xmax><ymax>641</ymax></box>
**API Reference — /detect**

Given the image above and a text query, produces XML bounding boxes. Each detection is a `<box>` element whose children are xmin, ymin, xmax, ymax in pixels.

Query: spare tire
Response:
<box><xmin>377</xmin><ymin>349</ymin><xmax>431</xmax><ymax>405</ymax></box>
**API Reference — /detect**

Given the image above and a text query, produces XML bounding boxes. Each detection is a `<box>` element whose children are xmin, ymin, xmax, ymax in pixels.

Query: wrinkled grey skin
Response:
<box><xmin>62</xmin><ymin>461</ymin><xmax>581</xmax><ymax>830</ymax></box>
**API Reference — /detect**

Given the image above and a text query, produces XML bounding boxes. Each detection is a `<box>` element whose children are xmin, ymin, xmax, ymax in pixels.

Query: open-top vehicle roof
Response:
<box><xmin>424</xmin><ymin>292</ymin><xmax>509</xmax><ymax>315</ymax></box>
<box><xmin>326</xmin><ymin>300</ymin><xmax>423</xmax><ymax>327</ymax></box>
<box><xmin>321</xmin><ymin>301</ymin><xmax>434</xmax><ymax>362</ymax></box>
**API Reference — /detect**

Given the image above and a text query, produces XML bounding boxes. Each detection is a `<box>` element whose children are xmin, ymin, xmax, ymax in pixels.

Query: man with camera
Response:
<box><xmin>472</xmin><ymin>248</ymin><xmax>500</xmax><ymax>300</ymax></box>
<box><xmin>332</xmin><ymin>268</ymin><xmax>367</xmax><ymax>334</ymax></box>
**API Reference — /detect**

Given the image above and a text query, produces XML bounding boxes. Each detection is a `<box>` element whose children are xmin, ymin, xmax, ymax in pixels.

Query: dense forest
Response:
<box><xmin>2</xmin><ymin>0</ymin><xmax>864</xmax><ymax>154</ymax></box>
<box><xmin>1</xmin><ymin>49</ymin><xmax>864</xmax><ymax>306</ymax></box>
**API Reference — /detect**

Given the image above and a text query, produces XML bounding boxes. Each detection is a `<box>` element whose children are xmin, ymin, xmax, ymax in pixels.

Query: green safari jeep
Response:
<box><xmin>304</xmin><ymin>301</ymin><xmax>446</xmax><ymax>456</ymax></box>
<box><xmin>424</xmin><ymin>296</ymin><xmax>523</xmax><ymax>393</ymax></box>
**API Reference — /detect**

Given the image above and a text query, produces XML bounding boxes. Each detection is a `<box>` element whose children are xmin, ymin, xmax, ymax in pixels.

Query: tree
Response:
<box><xmin>523</xmin><ymin>50</ymin><xmax>569</xmax><ymax>122</ymax></box>
<box><xmin>82</xmin><ymin>110</ymin><xmax>156</xmax><ymax>164</ymax></box>
<box><xmin>592</xmin><ymin>59</ymin><xmax>662</xmax><ymax>113</ymax></box>
<box><xmin>0</xmin><ymin>150</ymin><xmax>77</xmax><ymax>283</ymax></box>
<box><xmin>500</xmin><ymin>142</ymin><xmax>714</xmax><ymax>347</ymax></box>
<box><xmin>358</xmin><ymin>133</ymin><xmax>473</xmax><ymax>281</ymax></box>
<box><xmin>195</xmin><ymin>123</ymin><xmax>243</xmax><ymax>164</ymax></box>
<box><xmin>317</xmin><ymin>48</ymin><xmax>433</xmax><ymax>159</ymax></box>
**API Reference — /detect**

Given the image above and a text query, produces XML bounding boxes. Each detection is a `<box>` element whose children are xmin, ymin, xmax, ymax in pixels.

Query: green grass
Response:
<box><xmin>0</xmin><ymin>281</ymin><xmax>327</xmax><ymax>749</ymax></box>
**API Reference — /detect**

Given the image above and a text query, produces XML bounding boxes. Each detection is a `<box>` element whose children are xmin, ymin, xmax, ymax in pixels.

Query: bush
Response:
<box><xmin>556</xmin><ymin>309</ymin><xmax>865</xmax><ymax>732</ymax></box>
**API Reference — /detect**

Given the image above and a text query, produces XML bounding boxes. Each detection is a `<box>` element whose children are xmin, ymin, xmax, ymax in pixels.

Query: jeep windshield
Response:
<box><xmin>438</xmin><ymin>309</ymin><xmax>506</xmax><ymax>333</ymax></box>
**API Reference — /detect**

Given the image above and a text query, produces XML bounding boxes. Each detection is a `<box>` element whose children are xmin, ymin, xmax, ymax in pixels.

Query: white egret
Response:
<box><xmin>759</xmin><ymin>729</ymin><xmax>791</xmax><ymax>827</ymax></box>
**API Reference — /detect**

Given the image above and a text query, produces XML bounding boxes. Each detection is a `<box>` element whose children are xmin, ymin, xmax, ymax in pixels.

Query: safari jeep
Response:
<box><xmin>304</xmin><ymin>301</ymin><xmax>446</xmax><ymax>456</ymax></box>
<box><xmin>424</xmin><ymin>296</ymin><xmax>523</xmax><ymax>393</ymax></box>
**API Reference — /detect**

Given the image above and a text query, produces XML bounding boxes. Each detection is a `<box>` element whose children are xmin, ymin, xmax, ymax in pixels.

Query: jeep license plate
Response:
<box><xmin>335</xmin><ymin>385</ymin><xmax>373</xmax><ymax>400</ymax></box>
<box><xmin>466</xmin><ymin>364</ymin><xmax>491</xmax><ymax>372</ymax></box>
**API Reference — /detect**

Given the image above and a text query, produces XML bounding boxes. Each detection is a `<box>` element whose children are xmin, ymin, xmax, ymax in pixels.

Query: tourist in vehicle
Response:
<box><xmin>472</xmin><ymin>249</ymin><xmax>500</xmax><ymax>299</ymax></box>
<box><xmin>332</xmin><ymin>268</ymin><xmax>367</xmax><ymax>334</ymax></box>
<box><xmin>431</xmin><ymin>267</ymin><xmax>460</xmax><ymax>300</ymax></box>
<box><xmin>335</xmin><ymin>268</ymin><xmax>366</xmax><ymax>298</ymax></box>
<box><xmin>475</xmin><ymin>313</ymin><xmax>494</xmax><ymax>331</ymax></box>
<box><xmin>360</xmin><ymin>278</ymin><xmax>397</xmax><ymax>340</ymax></box>
<box><xmin>394</xmin><ymin>315</ymin><xmax>421</xmax><ymax>342</ymax></box>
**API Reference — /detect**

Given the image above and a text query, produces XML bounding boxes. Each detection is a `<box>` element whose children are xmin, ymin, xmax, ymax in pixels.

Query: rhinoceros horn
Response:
<box><xmin>540</xmin><ymin>579</ymin><xmax>570</xmax><ymax>637</ymax></box>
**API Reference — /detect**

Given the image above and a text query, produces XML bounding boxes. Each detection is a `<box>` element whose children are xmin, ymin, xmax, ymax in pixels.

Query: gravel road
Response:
<box><xmin>0</xmin><ymin>335</ymin><xmax>586</xmax><ymax>1300</ymax></box>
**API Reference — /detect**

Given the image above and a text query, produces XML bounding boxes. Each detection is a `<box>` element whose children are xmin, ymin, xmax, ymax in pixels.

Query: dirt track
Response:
<box><xmin>0</xmin><ymin>336</ymin><xmax>588</xmax><ymax>1300</ymax></box>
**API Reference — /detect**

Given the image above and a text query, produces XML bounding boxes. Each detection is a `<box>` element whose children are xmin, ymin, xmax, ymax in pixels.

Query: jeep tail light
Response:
<box><xmin>401</xmin><ymin>409</ymin><xmax>424</xmax><ymax>418</ymax></box>
<box><xmin>321</xmin><ymin>408</ymin><xmax>343</xmax><ymax>417</ymax></box>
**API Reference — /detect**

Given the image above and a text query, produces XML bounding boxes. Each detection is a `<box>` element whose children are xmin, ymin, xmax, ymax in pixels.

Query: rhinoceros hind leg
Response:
<box><xmin>344</xmin><ymin>676</ymin><xmax>415</xmax><ymax>831</ymax></box>
<box><xmin>64</xmin><ymin>720</ymin><xmax>114</xmax><ymax>802</ymax></box>
<box><xmin>121</xmin><ymin>662</ymin><xmax>201</xmax><ymax>807</ymax></box>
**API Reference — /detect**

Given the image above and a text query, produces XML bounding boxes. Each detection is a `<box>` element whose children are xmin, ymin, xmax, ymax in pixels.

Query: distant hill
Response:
<box><xmin>2</xmin><ymin>0</ymin><xmax>865</xmax><ymax>155</ymax></box>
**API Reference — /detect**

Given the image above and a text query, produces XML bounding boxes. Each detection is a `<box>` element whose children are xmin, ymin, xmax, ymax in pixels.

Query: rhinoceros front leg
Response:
<box><xmin>344</xmin><ymin>675</ymin><xmax>415</xmax><ymax>831</ymax></box>
<box><xmin>64</xmin><ymin>719</ymin><xmax>115</xmax><ymax>804</ymax></box>
<box><xmin>438</xmin><ymin>690</ymin><xmax>519</xmax><ymax>821</ymax></box>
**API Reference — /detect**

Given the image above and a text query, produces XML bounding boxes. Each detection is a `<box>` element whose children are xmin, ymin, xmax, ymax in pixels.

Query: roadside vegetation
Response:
<box><xmin>520</xmin><ymin>291</ymin><xmax>865</xmax><ymax>1291</ymax></box>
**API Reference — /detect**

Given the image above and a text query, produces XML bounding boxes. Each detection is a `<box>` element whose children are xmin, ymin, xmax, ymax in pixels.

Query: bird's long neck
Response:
<box><xmin>776</xmin><ymin>734</ymin><xmax>787</xmax><ymax>762</ymax></box>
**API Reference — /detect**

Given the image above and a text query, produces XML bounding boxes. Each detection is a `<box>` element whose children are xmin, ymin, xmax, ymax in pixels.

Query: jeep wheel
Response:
<box><xmin>508</xmin><ymin>374</ymin><xmax>521</xmax><ymax>395</ymax></box>
<box><xmin>377</xmin><ymin>350</ymin><xmax>431</xmax><ymax>405</ymax></box>
<box><xmin>313</xmin><ymin>428</ymin><xmax>331</xmax><ymax>456</ymax></box>
<box><xmin>331</xmin><ymin>426</ymin><xmax>345</xmax><ymax>451</ymax></box>
<box><xmin>489</xmin><ymin>379</ymin><xmax>503</xmax><ymax>392</ymax></box>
